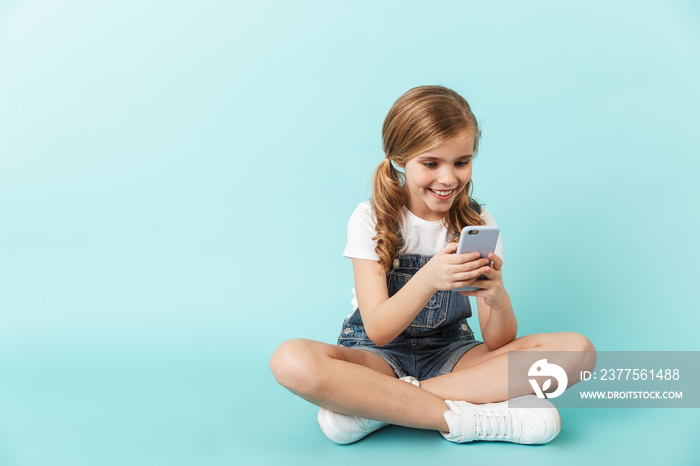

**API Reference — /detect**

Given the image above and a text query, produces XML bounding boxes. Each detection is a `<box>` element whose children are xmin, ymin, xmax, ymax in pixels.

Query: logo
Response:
<box><xmin>528</xmin><ymin>359</ymin><xmax>568</xmax><ymax>399</ymax></box>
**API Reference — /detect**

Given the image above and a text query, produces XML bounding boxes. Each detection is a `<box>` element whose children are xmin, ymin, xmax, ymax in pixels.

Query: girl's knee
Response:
<box><xmin>555</xmin><ymin>332</ymin><xmax>596</xmax><ymax>373</ymax></box>
<box><xmin>270</xmin><ymin>339</ymin><xmax>327</xmax><ymax>394</ymax></box>
<box><xmin>270</xmin><ymin>339</ymin><xmax>310</xmax><ymax>385</ymax></box>
<box><xmin>563</xmin><ymin>332</ymin><xmax>595</xmax><ymax>353</ymax></box>
<box><xmin>533</xmin><ymin>332</ymin><xmax>594</xmax><ymax>352</ymax></box>
<box><xmin>573</xmin><ymin>334</ymin><xmax>596</xmax><ymax>372</ymax></box>
<box><xmin>525</xmin><ymin>332</ymin><xmax>596</xmax><ymax>374</ymax></box>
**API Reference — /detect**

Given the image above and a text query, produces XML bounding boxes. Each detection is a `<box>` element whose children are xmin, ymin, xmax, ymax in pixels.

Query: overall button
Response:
<box><xmin>393</xmin><ymin>258</ymin><xmax>400</xmax><ymax>268</ymax></box>
<box><xmin>343</xmin><ymin>328</ymin><xmax>352</xmax><ymax>335</ymax></box>
<box><xmin>461</xmin><ymin>323</ymin><xmax>469</xmax><ymax>331</ymax></box>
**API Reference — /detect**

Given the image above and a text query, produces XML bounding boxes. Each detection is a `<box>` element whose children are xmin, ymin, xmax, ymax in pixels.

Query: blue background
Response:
<box><xmin>1</xmin><ymin>1</ymin><xmax>699</xmax><ymax>465</ymax></box>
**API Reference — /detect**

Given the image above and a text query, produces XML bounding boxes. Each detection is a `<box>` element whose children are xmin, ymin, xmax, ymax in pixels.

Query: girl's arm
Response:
<box><xmin>353</xmin><ymin>242</ymin><xmax>490</xmax><ymax>347</ymax></box>
<box><xmin>460</xmin><ymin>253</ymin><xmax>518</xmax><ymax>350</ymax></box>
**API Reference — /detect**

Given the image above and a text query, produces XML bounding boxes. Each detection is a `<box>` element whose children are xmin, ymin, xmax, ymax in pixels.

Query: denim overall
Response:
<box><xmin>337</xmin><ymin>253</ymin><xmax>482</xmax><ymax>380</ymax></box>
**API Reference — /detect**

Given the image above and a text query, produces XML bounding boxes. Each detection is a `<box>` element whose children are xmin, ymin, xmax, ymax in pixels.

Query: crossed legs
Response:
<box><xmin>270</xmin><ymin>332</ymin><xmax>595</xmax><ymax>434</ymax></box>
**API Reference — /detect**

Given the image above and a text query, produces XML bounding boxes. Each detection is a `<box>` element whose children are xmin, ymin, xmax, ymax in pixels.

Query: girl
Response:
<box><xmin>270</xmin><ymin>85</ymin><xmax>595</xmax><ymax>445</ymax></box>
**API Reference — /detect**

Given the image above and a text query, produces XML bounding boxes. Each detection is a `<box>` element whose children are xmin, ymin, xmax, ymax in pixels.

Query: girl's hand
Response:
<box><xmin>459</xmin><ymin>253</ymin><xmax>509</xmax><ymax>309</ymax></box>
<box><xmin>416</xmin><ymin>242</ymin><xmax>492</xmax><ymax>293</ymax></box>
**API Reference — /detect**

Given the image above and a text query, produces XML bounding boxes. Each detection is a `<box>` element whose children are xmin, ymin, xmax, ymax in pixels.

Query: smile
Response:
<box><xmin>428</xmin><ymin>188</ymin><xmax>455</xmax><ymax>200</ymax></box>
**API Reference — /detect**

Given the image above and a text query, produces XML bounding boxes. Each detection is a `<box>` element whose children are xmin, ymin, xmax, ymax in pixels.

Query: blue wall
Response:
<box><xmin>1</xmin><ymin>1</ymin><xmax>698</xmax><ymax>465</ymax></box>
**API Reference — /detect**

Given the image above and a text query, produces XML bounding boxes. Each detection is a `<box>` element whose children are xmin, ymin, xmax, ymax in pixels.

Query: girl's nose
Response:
<box><xmin>437</xmin><ymin>166</ymin><xmax>456</xmax><ymax>185</ymax></box>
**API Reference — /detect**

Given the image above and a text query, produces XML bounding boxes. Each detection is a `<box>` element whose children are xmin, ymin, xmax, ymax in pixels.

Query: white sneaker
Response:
<box><xmin>441</xmin><ymin>395</ymin><xmax>561</xmax><ymax>444</ymax></box>
<box><xmin>317</xmin><ymin>376</ymin><xmax>420</xmax><ymax>444</ymax></box>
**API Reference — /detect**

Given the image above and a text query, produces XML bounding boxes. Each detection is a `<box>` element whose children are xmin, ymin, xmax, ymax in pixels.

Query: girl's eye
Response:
<box><xmin>423</xmin><ymin>162</ymin><xmax>437</xmax><ymax>168</ymax></box>
<box><xmin>455</xmin><ymin>160</ymin><xmax>471</xmax><ymax>167</ymax></box>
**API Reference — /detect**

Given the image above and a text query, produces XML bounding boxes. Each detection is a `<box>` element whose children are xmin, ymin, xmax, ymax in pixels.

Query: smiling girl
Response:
<box><xmin>270</xmin><ymin>85</ymin><xmax>595</xmax><ymax>445</ymax></box>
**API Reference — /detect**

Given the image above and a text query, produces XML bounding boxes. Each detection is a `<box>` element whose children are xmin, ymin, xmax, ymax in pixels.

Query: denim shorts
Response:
<box><xmin>337</xmin><ymin>310</ymin><xmax>482</xmax><ymax>380</ymax></box>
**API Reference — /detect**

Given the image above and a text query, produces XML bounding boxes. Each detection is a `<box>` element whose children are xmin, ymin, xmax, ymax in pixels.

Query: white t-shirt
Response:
<box><xmin>343</xmin><ymin>200</ymin><xmax>503</xmax><ymax>260</ymax></box>
<box><xmin>343</xmin><ymin>200</ymin><xmax>503</xmax><ymax>310</ymax></box>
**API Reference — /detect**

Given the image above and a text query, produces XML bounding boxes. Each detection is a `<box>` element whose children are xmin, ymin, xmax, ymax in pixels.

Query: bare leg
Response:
<box><xmin>420</xmin><ymin>332</ymin><xmax>596</xmax><ymax>403</ymax></box>
<box><xmin>270</xmin><ymin>338</ymin><xmax>450</xmax><ymax>431</ymax></box>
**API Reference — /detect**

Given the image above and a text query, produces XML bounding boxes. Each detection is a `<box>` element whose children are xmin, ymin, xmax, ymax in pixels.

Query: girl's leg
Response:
<box><xmin>419</xmin><ymin>332</ymin><xmax>596</xmax><ymax>403</ymax></box>
<box><xmin>270</xmin><ymin>338</ymin><xmax>450</xmax><ymax>431</ymax></box>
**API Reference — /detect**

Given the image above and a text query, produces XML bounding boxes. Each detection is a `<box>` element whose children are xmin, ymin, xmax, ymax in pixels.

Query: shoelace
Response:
<box><xmin>473</xmin><ymin>408</ymin><xmax>513</xmax><ymax>440</ymax></box>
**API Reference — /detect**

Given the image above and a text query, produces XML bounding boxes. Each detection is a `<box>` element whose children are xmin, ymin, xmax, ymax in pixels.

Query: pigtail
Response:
<box><xmin>371</xmin><ymin>159</ymin><xmax>407</xmax><ymax>271</ymax></box>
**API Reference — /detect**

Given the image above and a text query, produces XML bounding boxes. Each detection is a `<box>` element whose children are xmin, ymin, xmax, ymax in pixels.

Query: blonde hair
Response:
<box><xmin>372</xmin><ymin>85</ymin><xmax>485</xmax><ymax>271</ymax></box>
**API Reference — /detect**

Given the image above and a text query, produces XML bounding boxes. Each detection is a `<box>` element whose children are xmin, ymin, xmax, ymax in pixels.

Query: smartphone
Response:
<box><xmin>454</xmin><ymin>225</ymin><xmax>500</xmax><ymax>291</ymax></box>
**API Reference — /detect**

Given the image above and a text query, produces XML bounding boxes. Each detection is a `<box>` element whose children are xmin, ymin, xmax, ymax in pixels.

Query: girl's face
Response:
<box><xmin>398</xmin><ymin>131</ymin><xmax>475</xmax><ymax>222</ymax></box>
